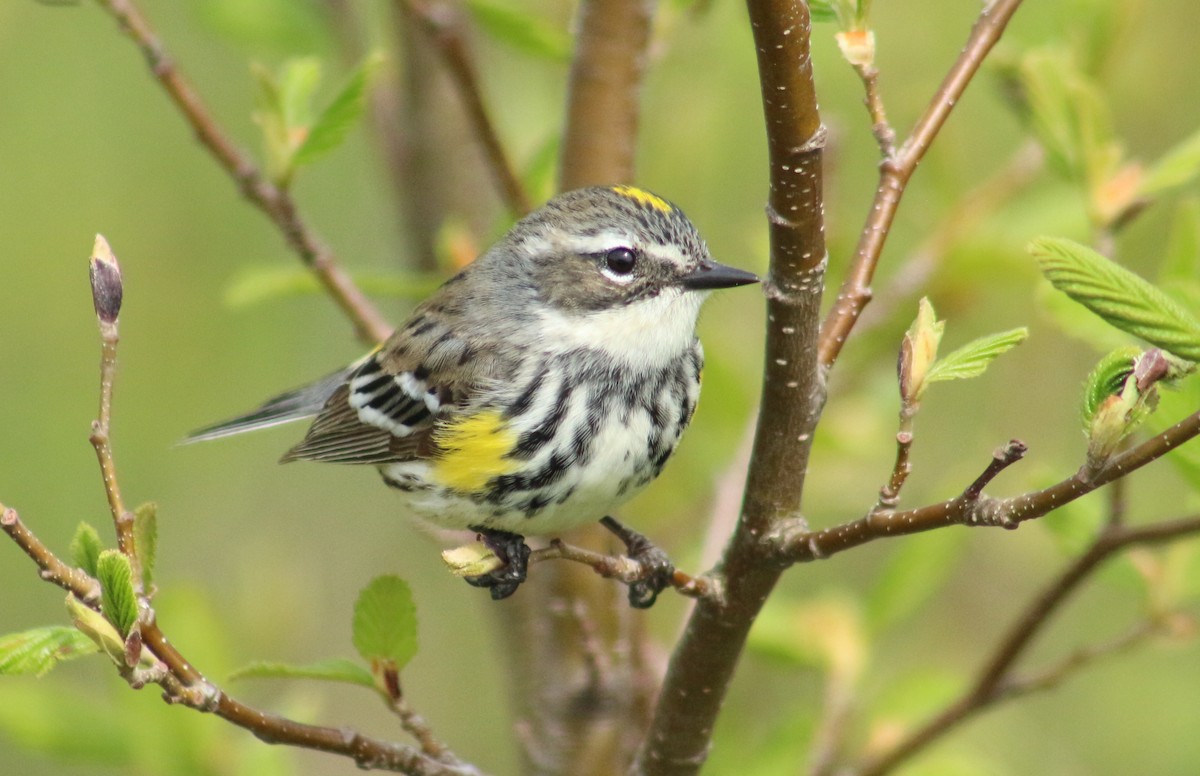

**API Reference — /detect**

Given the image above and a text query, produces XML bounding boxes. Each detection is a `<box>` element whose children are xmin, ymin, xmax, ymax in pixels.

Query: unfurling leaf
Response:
<box><xmin>133</xmin><ymin>502</ymin><xmax>158</xmax><ymax>589</ymax></box>
<box><xmin>926</xmin><ymin>328</ymin><xmax>1029</xmax><ymax>384</ymax></box>
<box><xmin>1081</xmin><ymin>346</ymin><xmax>1141</xmax><ymax>429</ymax></box>
<box><xmin>69</xmin><ymin>522</ymin><xmax>104</xmax><ymax>577</ymax></box>
<box><xmin>230</xmin><ymin>658</ymin><xmax>375</xmax><ymax>689</ymax></box>
<box><xmin>898</xmin><ymin>297</ymin><xmax>943</xmax><ymax>404</ymax></box>
<box><xmin>292</xmin><ymin>52</ymin><xmax>384</xmax><ymax>170</ymax></box>
<box><xmin>352</xmin><ymin>575</ymin><xmax>418</xmax><ymax>670</ymax></box>
<box><xmin>1080</xmin><ymin>349</ymin><xmax>1187</xmax><ymax>470</ymax></box>
<box><xmin>96</xmin><ymin>550</ymin><xmax>139</xmax><ymax>638</ymax></box>
<box><xmin>0</xmin><ymin>626</ymin><xmax>99</xmax><ymax>677</ymax></box>
<box><xmin>66</xmin><ymin>594</ymin><xmax>126</xmax><ymax>666</ymax></box>
<box><xmin>1031</xmin><ymin>237</ymin><xmax>1200</xmax><ymax>361</ymax></box>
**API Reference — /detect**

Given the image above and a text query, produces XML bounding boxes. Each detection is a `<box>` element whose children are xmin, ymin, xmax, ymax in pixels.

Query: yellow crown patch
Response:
<box><xmin>611</xmin><ymin>185</ymin><xmax>673</xmax><ymax>214</ymax></box>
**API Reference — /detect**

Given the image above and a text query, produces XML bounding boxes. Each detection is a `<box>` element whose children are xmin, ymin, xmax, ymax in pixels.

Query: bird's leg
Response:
<box><xmin>599</xmin><ymin>516</ymin><xmax>674</xmax><ymax>609</ymax></box>
<box><xmin>464</xmin><ymin>526</ymin><xmax>531</xmax><ymax>600</ymax></box>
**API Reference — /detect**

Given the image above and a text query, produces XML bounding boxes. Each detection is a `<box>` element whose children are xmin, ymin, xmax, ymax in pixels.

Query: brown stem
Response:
<box><xmin>402</xmin><ymin>0</ymin><xmax>532</xmax><ymax>216</ymax></box>
<box><xmin>559</xmin><ymin>0</ymin><xmax>654</xmax><ymax>189</ymax></box>
<box><xmin>92</xmin><ymin>0</ymin><xmax>391</xmax><ymax>345</ymax></box>
<box><xmin>528</xmin><ymin>540</ymin><xmax>722</xmax><ymax>603</ymax></box>
<box><xmin>0</xmin><ymin>506</ymin><xmax>101</xmax><ymax>603</ymax></box>
<box><xmin>818</xmin><ymin>0</ymin><xmax>1027</xmax><ymax>368</ymax></box>
<box><xmin>853</xmin><ymin>515</ymin><xmax>1200</xmax><ymax>776</ymax></box>
<box><xmin>630</xmin><ymin>1</ymin><xmax>827</xmax><ymax>773</ymax></box>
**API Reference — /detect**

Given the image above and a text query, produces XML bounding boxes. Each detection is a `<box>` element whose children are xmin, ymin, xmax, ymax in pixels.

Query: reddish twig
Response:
<box><xmin>819</xmin><ymin>0</ymin><xmax>1028</xmax><ymax>368</ymax></box>
<box><xmin>92</xmin><ymin>0</ymin><xmax>391</xmax><ymax>345</ymax></box>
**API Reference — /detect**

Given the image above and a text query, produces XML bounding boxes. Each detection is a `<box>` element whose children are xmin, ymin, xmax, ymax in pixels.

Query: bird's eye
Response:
<box><xmin>603</xmin><ymin>247</ymin><xmax>637</xmax><ymax>276</ymax></box>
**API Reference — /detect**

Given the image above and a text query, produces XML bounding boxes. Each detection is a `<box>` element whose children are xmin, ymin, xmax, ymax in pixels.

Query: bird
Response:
<box><xmin>188</xmin><ymin>185</ymin><xmax>758</xmax><ymax>606</ymax></box>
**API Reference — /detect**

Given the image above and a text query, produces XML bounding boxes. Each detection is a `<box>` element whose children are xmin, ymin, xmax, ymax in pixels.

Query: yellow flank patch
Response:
<box><xmin>432</xmin><ymin>410</ymin><xmax>520</xmax><ymax>492</ymax></box>
<box><xmin>611</xmin><ymin>185</ymin><xmax>673</xmax><ymax>213</ymax></box>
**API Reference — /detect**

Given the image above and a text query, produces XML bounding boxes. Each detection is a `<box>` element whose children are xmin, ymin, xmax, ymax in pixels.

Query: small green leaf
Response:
<box><xmin>279</xmin><ymin>57</ymin><xmax>321</xmax><ymax>132</ymax></box>
<box><xmin>866</xmin><ymin>530</ymin><xmax>965</xmax><ymax>633</ymax></box>
<box><xmin>1080</xmin><ymin>346</ymin><xmax>1141</xmax><ymax>428</ymax></box>
<box><xmin>1140</xmin><ymin>126</ymin><xmax>1200</xmax><ymax>198</ymax></box>
<box><xmin>69</xmin><ymin>522</ymin><xmax>104</xmax><ymax>577</ymax></box>
<box><xmin>229</xmin><ymin>657</ymin><xmax>375</xmax><ymax>689</ymax></box>
<box><xmin>464</xmin><ymin>0</ymin><xmax>571</xmax><ymax>61</ymax></box>
<box><xmin>1031</xmin><ymin>237</ymin><xmax>1200</xmax><ymax>361</ymax></box>
<box><xmin>0</xmin><ymin>626</ymin><xmax>99</xmax><ymax>677</ymax></box>
<box><xmin>926</xmin><ymin>327</ymin><xmax>1028</xmax><ymax>384</ymax></box>
<box><xmin>65</xmin><ymin>594</ymin><xmax>126</xmax><ymax>666</ymax></box>
<box><xmin>352</xmin><ymin>575</ymin><xmax>418</xmax><ymax>669</ymax></box>
<box><xmin>251</xmin><ymin>62</ymin><xmax>292</xmax><ymax>183</ymax></box>
<box><xmin>292</xmin><ymin>52</ymin><xmax>384</xmax><ymax>170</ymax></box>
<box><xmin>224</xmin><ymin>265</ymin><xmax>443</xmax><ymax>308</ymax></box>
<box><xmin>96</xmin><ymin>550</ymin><xmax>138</xmax><ymax>638</ymax></box>
<box><xmin>133</xmin><ymin>503</ymin><xmax>157</xmax><ymax>590</ymax></box>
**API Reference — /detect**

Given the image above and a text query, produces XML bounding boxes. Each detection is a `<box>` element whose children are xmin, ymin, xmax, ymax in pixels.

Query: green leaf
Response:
<box><xmin>65</xmin><ymin>594</ymin><xmax>126</xmax><ymax>666</ymax></box>
<box><xmin>251</xmin><ymin>62</ymin><xmax>292</xmax><ymax>183</ymax></box>
<box><xmin>1080</xmin><ymin>346</ymin><xmax>1141</xmax><ymax>428</ymax></box>
<box><xmin>229</xmin><ymin>657</ymin><xmax>375</xmax><ymax>689</ymax></box>
<box><xmin>69</xmin><ymin>522</ymin><xmax>104</xmax><ymax>577</ymax></box>
<box><xmin>292</xmin><ymin>52</ymin><xmax>384</xmax><ymax>170</ymax></box>
<box><xmin>866</xmin><ymin>529</ymin><xmax>965</xmax><ymax>633</ymax></box>
<box><xmin>808</xmin><ymin>1</ymin><xmax>837</xmax><ymax>22</ymax></box>
<box><xmin>224</xmin><ymin>265</ymin><xmax>442</xmax><ymax>308</ymax></box>
<box><xmin>464</xmin><ymin>0</ymin><xmax>571</xmax><ymax>61</ymax></box>
<box><xmin>1140</xmin><ymin>126</ymin><xmax>1200</xmax><ymax>197</ymax></box>
<box><xmin>352</xmin><ymin>575</ymin><xmax>418</xmax><ymax>669</ymax></box>
<box><xmin>96</xmin><ymin>550</ymin><xmax>138</xmax><ymax>638</ymax></box>
<box><xmin>1030</xmin><ymin>237</ymin><xmax>1200</xmax><ymax>361</ymax></box>
<box><xmin>0</xmin><ymin>626</ymin><xmax>99</xmax><ymax>677</ymax></box>
<box><xmin>133</xmin><ymin>502</ymin><xmax>157</xmax><ymax>590</ymax></box>
<box><xmin>926</xmin><ymin>327</ymin><xmax>1028</xmax><ymax>383</ymax></box>
<box><xmin>279</xmin><ymin>57</ymin><xmax>321</xmax><ymax>132</ymax></box>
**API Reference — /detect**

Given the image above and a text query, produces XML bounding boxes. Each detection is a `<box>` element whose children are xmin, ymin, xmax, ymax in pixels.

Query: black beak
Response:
<box><xmin>680</xmin><ymin>259</ymin><xmax>759</xmax><ymax>291</ymax></box>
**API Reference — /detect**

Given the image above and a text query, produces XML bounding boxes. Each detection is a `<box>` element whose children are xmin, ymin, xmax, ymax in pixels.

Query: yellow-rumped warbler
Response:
<box><xmin>190</xmin><ymin>186</ymin><xmax>757</xmax><ymax>605</ymax></box>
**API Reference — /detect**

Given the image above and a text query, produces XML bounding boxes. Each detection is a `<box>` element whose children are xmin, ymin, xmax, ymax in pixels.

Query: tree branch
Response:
<box><xmin>818</xmin><ymin>0</ymin><xmax>1027</xmax><ymax>368</ymax></box>
<box><xmin>630</xmin><ymin>1</ymin><xmax>827</xmax><ymax>773</ymax></box>
<box><xmin>92</xmin><ymin>0</ymin><xmax>391</xmax><ymax>345</ymax></box>
<box><xmin>852</xmin><ymin>514</ymin><xmax>1200</xmax><ymax>776</ymax></box>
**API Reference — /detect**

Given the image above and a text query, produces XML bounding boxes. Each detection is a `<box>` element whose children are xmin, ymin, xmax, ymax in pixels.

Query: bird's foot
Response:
<box><xmin>464</xmin><ymin>526</ymin><xmax>531</xmax><ymax>601</ymax></box>
<box><xmin>600</xmin><ymin>516</ymin><xmax>674</xmax><ymax>609</ymax></box>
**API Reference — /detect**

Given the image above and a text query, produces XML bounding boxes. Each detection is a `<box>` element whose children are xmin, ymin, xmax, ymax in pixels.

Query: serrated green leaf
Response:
<box><xmin>1159</xmin><ymin>198</ymin><xmax>1200</xmax><ymax>285</ymax></box>
<box><xmin>229</xmin><ymin>658</ymin><xmax>375</xmax><ymax>689</ymax></box>
<box><xmin>1140</xmin><ymin>126</ymin><xmax>1200</xmax><ymax>197</ymax></box>
<box><xmin>866</xmin><ymin>529</ymin><xmax>964</xmax><ymax>633</ymax></box>
<box><xmin>292</xmin><ymin>52</ymin><xmax>384</xmax><ymax>170</ymax></box>
<box><xmin>1080</xmin><ymin>346</ymin><xmax>1140</xmax><ymax>428</ymax></box>
<box><xmin>352</xmin><ymin>575</ymin><xmax>417</xmax><ymax>669</ymax></box>
<box><xmin>0</xmin><ymin>626</ymin><xmax>99</xmax><ymax>677</ymax></box>
<box><xmin>96</xmin><ymin>550</ymin><xmax>138</xmax><ymax>637</ymax></box>
<box><xmin>224</xmin><ymin>265</ymin><xmax>442</xmax><ymax>308</ymax></box>
<box><xmin>926</xmin><ymin>327</ymin><xmax>1028</xmax><ymax>383</ymax></box>
<box><xmin>133</xmin><ymin>502</ymin><xmax>157</xmax><ymax>590</ymax></box>
<box><xmin>1031</xmin><ymin>237</ymin><xmax>1200</xmax><ymax>361</ymax></box>
<box><xmin>464</xmin><ymin>0</ymin><xmax>571</xmax><ymax>61</ymax></box>
<box><xmin>65</xmin><ymin>594</ymin><xmax>126</xmax><ymax>666</ymax></box>
<box><xmin>69</xmin><ymin>522</ymin><xmax>104</xmax><ymax>577</ymax></box>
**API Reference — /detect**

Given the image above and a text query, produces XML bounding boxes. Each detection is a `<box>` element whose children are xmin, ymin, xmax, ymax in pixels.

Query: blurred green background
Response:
<box><xmin>2</xmin><ymin>1</ymin><xmax>1200</xmax><ymax>774</ymax></box>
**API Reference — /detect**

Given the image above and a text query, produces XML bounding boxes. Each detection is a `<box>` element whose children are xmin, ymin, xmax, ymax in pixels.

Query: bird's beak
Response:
<box><xmin>679</xmin><ymin>259</ymin><xmax>759</xmax><ymax>291</ymax></box>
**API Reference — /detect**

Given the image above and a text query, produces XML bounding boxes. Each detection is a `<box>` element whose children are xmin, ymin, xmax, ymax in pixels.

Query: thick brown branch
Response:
<box><xmin>630</xmin><ymin>1</ymin><xmax>827</xmax><ymax>773</ymax></box>
<box><xmin>92</xmin><ymin>0</ymin><xmax>391</xmax><ymax>345</ymax></box>
<box><xmin>559</xmin><ymin>0</ymin><xmax>654</xmax><ymax>189</ymax></box>
<box><xmin>818</xmin><ymin>0</ymin><xmax>1027</xmax><ymax>368</ymax></box>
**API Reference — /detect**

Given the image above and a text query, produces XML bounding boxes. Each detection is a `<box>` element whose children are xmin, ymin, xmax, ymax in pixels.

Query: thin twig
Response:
<box><xmin>853</xmin><ymin>62</ymin><xmax>896</xmax><ymax>157</ymax></box>
<box><xmin>819</xmin><ymin>0</ymin><xmax>1028</xmax><ymax>368</ymax></box>
<box><xmin>92</xmin><ymin>0</ymin><xmax>391</xmax><ymax>345</ymax></box>
<box><xmin>531</xmin><ymin>540</ymin><xmax>723</xmax><ymax>604</ymax></box>
<box><xmin>401</xmin><ymin>0</ymin><xmax>532</xmax><ymax>217</ymax></box>
<box><xmin>0</xmin><ymin>506</ymin><xmax>101</xmax><ymax>603</ymax></box>
<box><xmin>851</xmin><ymin>516</ymin><xmax>1200</xmax><ymax>776</ymax></box>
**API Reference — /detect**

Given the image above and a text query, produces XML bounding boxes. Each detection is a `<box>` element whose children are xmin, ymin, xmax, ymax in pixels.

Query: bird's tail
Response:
<box><xmin>183</xmin><ymin>365</ymin><xmax>355</xmax><ymax>443</ymax></box>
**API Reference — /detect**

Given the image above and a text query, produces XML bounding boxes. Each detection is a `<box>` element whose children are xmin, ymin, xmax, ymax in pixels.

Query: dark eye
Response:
<box><xmin>603</xmin><ymin>247</ymin><xmax>637</xmax><ymax>275</ymax></box>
